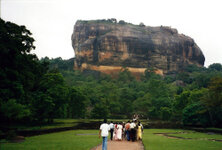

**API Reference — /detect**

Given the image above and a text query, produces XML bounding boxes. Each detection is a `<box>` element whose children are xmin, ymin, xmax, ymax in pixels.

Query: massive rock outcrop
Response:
<box><xmin>71</xmin><ymin>19</ymin><xmax>205</xmax><ymax>77</ymax></box>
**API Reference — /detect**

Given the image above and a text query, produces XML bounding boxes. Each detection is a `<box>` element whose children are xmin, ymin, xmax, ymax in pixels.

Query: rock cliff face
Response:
<box><xmin>71</xmin><ymin>20</ymin><xmax>205</xmax><ymax>77</ymax></box>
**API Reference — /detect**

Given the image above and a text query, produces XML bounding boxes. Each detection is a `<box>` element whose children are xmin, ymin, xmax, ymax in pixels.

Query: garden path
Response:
<box><xmin>91</xmin><ymin>140</ymin><xmax>144</xmax><ymax>150</ymax></box>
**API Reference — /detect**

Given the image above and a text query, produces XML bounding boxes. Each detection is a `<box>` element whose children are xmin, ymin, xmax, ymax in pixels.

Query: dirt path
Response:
<box><xmin>91</xmin><ymin>140</ymin><xmax>144</xmax><ymax>150</ymax></box>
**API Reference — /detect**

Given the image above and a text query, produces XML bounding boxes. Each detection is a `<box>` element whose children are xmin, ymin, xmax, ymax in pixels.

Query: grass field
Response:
<box><xmin>0</xmin><ymin>130</ymin><xmax>101</xmax><ymax>150</ymax></box>
<box><xmin>143</xmin><ymin>129</ymin><xmax>222</xmax><ymax>150</ymax></box>
<box><xmin>1</xmin><ymin>128</ymin><xmax>222</xmax><ymax>150</ymax></box>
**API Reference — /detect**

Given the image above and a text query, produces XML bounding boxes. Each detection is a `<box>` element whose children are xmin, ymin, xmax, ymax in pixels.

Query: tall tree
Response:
<box><xmin>0</xmin><ymin>18</ymin><xmax>48</xmax><ymax>122</ymax></box>
<box><xmin>68</xmin><ymin>87</ymin><xmax>88</xmax><ymax>118</ymax></box>
<box><xmin>35</xmin><ymin>72</ymin><xmax>68</xmax><ymax>123</ymax></box>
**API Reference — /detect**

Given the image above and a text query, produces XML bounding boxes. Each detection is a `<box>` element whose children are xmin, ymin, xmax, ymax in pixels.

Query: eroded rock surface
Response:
<box><xmin>71</xmin><ymin>20</ymin><xmax>205</xmax><ymax>76</ymax></box>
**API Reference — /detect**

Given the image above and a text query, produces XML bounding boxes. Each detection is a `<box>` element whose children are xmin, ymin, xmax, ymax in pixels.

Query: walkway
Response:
<box><xmin>91</xmin><ymin>140</ymin><xmax>144</xmax><ymax>150</ymax></box>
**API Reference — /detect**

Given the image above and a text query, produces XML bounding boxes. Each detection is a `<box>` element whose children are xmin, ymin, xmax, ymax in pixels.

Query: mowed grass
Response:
<box><xmin>1</xmin><ymin>128</ymin><xmax>222</xmax><ymax>150</ymax></box>
<box><xmin>168</xmin><ymin>132</ymin><xmax>222</xmax><ymax>140</ymax></box>
<box><xmin>143</xmin><ymin>129</ymin><xmax>222</xmax><ymax>150</ymax></box>
<box><xmin>0</xmin><ymin>130</ymin><xmax>101</xmax><ymax>150</ymax></box>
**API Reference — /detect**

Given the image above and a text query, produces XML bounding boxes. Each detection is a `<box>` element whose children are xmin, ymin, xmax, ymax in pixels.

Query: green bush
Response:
<box><xmin>0</xmin><ymin>99</ymin><xmax>30</xmax><ymax>120</ymax></box>
<box><xmin>182</xmin><ymin>102</ymin><xmax>210</xmax><ymax>127</ymax></box>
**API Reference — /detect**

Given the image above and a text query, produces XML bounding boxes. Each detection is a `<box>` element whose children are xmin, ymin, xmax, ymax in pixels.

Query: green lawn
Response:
<box><xmin>168</xmin><ymin>132</ymin><xmax>222</xmax><ymax>140</ymax></box>
<box><xmin>1</xmin><ymin>129</ymin><xmax>222</xmax><ymax>150</ymax></box>
<box><xmin>0</xmin><ymin>130</ymin><xmax>101</xmax><ymax>150</ymax></box>
<box><xmin>143</xmin><ymin>129</ymin><xmax>222</xmax><ymax>150</ymax></box>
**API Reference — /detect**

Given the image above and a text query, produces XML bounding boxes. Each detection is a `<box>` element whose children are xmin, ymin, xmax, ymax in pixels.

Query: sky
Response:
<box><xmin>1</xmin><ymin>0</ymin><xmax>222</xmax><ymax>67</ymax></box>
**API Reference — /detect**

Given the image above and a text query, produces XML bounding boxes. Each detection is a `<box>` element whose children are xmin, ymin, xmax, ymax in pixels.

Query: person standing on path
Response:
<box><xmin>116</xmin><ymin>122</ymin><xmax>123</xmax><ymax>140</ymax></box>
<box><xmin>99</xmin><ymin>119</ymin><xmax>110</xmax><ymax>150</ymax></box>
<box><xmin>109</xmin><ymin>121</ymin><xmax>114</xmax><ymax>140</ymax></box>
<box><xmin>130</xmin><ymin>120</ymin><xmax>136</xmax><ymax>141</ymax></box>
<box><xmin>125</xmin><ymin>121</ymin><xmax>131</xmax><ymax>141</ymax></box>
<box><xmin>137</xmin><ymin>121</ymin><xmax>143</xmax><ymax>140</ymax></box>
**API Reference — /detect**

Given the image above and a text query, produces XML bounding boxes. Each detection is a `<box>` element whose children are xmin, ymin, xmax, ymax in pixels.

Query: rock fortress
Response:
<box><xmin>71</xmin><ymin>19</ymin><xmax>205</xmax><ymax>78</ymax></box>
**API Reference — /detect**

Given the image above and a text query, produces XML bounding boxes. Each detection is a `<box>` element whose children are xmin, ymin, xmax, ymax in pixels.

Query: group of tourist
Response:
<box><xmin>99</xmin><ymin>118</ymin><xmax>143</xmax><ymax>150</ymax></box>
<box><xmin>109</xmin><ymin>120</ymin><xmax>143</xmax><ymax>141</ymax></box>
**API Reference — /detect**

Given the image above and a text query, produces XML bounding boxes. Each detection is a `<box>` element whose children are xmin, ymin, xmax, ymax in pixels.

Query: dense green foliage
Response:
<box><xmin>0</xmin><ymin>18</ymin><xmax>222</xmax><ymax>129</ymax></box>
<box><xmin>0</xmin><ymin>18</ymin><xmax>48</xmax><ymax>124</ymax></box>
<box><xmin>44</xmin><ymin>56</ymin><xmax>222</xmax><ymax>127</ymax></box>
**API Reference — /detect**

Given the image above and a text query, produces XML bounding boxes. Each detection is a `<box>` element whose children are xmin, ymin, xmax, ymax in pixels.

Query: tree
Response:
<box><xmin>208</xmin><ymin>63</ymin><xmax>222</xmax><ymax>71</ymax></box>
<box><xmin>119</xmin><ymin>87</ymin><xmax>135</xmax><ymax>116</ymax></box>
<box><xmin>201</xmin><ymin>76</ymin><xmax>222</xmax><ymax>127</ymax></box>
<box><xmin>182</xmin><ymin>102</ymin><xmax>210</xmax><ymax>127</ymax></box>
<box><xmin>110</xmin><ymin>18</ymin><xmax>117</xmax><ymax>23</ymax></box>
<box><xmin>185</xmin><ymin>64</ymin><xmax>205</xmax><ymax>73</ymax></box>
<box><xmin>0</xmin><ymin>99</ymin><xmax>30</xmax><ymax>121</ymax></box>
<box><xmin>191</xmin><ymin>73</ymin><xmax>211</xmax><ymax>88</ymax></box>
<box><xmin>0</xmin><ymin>18</ymin><xmax>35</xmax><ymax>101</ymax></box>
<box><xmin>68</xmin><ymin>87</ymin><xmax>88</xmax><ymax>118</ymax></box>
<box><xmin>139</xmin><ymin>22</ymin><xmax>145</xmax><ymax>27</ymax></box>
<box><xmin>118</xmin><ymin>68</ymin><xmax>135</xmax><ymax>83</ymax></box>
<box><xmin>0</xmin><ymin>18</ymin><xmax>48</xmax><ymax>123</ymax></box>
<box><xmin>133</xmin><ymin>93</ymin><xmax>152</xmax><ymax>118</ymax></box>
<box><xmin>91</xmin><ymin>102</ymin><xmax>109</xmax><ymax>119</ymax></box>
<box><xmin>34</xmin><ymin>73</ymin><xmax>68</xmax><ymax>123</ymax></box>
<box><xmin>176</xmin><ymin>72</ymin><xmax>192</xmax><ymax>84</ymax></box>
<box><xmin>142</xmin><ymin>68</ymin><xmax>162</xmax><ymax>81</ymax></box>
<box><xmin>208</xmin><ymin>76</ymin><xmax>222</xmax><ymax>107</ymax></box>
<box><xmin>31</xmin><ymin>92</ymin><xmax>54</xmax><ymax>123</ymax></box>
<box><xmin>118</xmin><ymin>20</ymin><xmax>126</xmax><ymax>25</ymax></box>
<box><xmin>172</xmin><ymin>91</ymin><xmax>190</xmax><ymax>120</ymax></box>
<box><xmin>160</xmin><ymin>107</ymin><xmax>172</xmax><ymax>121</ymax></box>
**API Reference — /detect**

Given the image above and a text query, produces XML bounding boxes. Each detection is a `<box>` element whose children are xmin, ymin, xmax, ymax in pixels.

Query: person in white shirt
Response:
<box><xmin>130</xmin><ymin>121</ymin><xmax>136</xmax><ymax>141</ymax></box>
<box><xmin>109</xmin><ymin>121</ymin><xmax>114</xmax><ymax>140</ymax></box>
<box><xmin>99</xmin><ymin>119</ymin><xmax>110</xmax><ymax>150</ymax></box>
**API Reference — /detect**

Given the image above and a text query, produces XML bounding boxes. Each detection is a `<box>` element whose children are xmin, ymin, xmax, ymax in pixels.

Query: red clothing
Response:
<box><xmin>125</xmin><ymin>123</ymin><xmax>130</xmax><ymax>130</ymax></box>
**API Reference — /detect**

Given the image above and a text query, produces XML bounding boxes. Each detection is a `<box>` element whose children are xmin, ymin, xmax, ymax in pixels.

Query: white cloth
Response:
<box><xmin>117</xmin><ymin>124</ymin><xmax>123</xmax><ymax>140</ymax></box>
<box><xmin>100</xmin><ymin>123</ymin><xmax>110</xmax><ymax>137</ymax></box>
<box><xmin>130</xmin><ymin>122</ymin><xmax>136</xmax><ymax>129</ymax></box>
<box><xmin>109</xmin><ymin>123</ymin><xmax>114</xmax><ymax>129</ymax></box>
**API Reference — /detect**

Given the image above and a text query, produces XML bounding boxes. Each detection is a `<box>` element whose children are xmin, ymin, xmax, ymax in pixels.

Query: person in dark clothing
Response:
<box><xmin>130</xmin><ymin>120</ymin><xmax>136</xmax><ymax>142</ymax></box>
<box><xmin>109</xmin><ymin>121</ymin><xmax>114</xmax><ymax>140</ymax></box>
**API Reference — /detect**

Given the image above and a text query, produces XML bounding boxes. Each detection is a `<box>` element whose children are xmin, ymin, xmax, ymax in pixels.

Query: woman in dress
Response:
<box><xmin>113</xmin><ymin>122</ymin><xmax>117</xmax><ymax>140</ymax></box>
<box><xmin>116</xmin><ymin>122</ymin><xmax>123</xmax><ymax>140</ymax></box>
<box><xmin>137</xmin><ymin>121</ymin><xmax>143</xmax><ymax>140</ymax></box>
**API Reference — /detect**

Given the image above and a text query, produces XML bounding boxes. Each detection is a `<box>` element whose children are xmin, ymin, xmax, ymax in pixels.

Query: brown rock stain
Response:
<box><xmin>99</xmin><ymin>52</ymin><xmax>113</xmax><ymax>61</ymax></box>
<box><xmin>188</xmin><ymin>47</ymin><xmax>193</xmax><ymax>58</ymax></box>
<box><xmin>78</xmin><ymin>63</ymin><xmax>163</xmax><ymax>79</ymax></box>
<box><xmin>79</xmin><ymin>50</ymin><xmax>93</xmax><ymax>57</ymax></box>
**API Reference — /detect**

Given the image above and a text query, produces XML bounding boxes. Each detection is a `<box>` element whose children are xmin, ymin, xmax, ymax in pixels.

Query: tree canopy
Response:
<box><xmin>1</xmin><ymin>18</ymin><xmax>222</xmax><ymax>128</ymax></box>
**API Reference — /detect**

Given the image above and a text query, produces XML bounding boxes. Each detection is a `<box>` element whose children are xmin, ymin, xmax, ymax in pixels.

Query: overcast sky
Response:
<box><xmin>1</xmin><ymin>0</ymin><xmax>222</xmax><ymax>67</ymax></box>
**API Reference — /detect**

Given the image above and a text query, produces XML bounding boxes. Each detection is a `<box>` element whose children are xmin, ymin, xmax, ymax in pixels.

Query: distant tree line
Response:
<box><xmin>0</xmin><ymin>18</ymin><xmax>221</xmax><ymax>128</ymax></box>
<box><xmin>41</xmin><ymin>58</ymin><xmax>222</xmax><ymax>127</ymax></box>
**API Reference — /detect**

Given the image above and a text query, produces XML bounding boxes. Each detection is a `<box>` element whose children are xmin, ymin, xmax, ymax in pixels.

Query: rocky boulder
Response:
<box><xmin>71</xmin><ymin>19</ymin><xmax>205</xmax><ymax>77</ymax></box>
